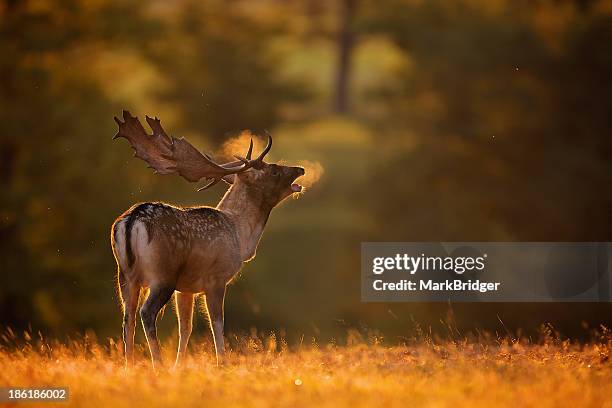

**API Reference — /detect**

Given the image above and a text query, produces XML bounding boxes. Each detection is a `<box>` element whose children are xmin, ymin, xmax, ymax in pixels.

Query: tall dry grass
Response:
<box><xmin>0</xmin><ymin>325</ymin><xmax>610</xmax><ymax>407</ymax></box>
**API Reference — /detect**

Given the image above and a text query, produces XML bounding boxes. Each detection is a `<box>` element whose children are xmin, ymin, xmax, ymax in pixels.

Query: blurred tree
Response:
<box><xmin>146</xmin><ymin>0</ymin><xmax>310</xmax><ymax>143</ymax></box>
<box><xmin>0</xmin><ymin>0</ymin><xmax>161</xmax><ymax>332</ymax></box>
<box><xmin>1</xmin><ymin>0</ymin><xmax>611</xmax><ymax>340</ymax></box>
<box><xmin>333</xmin><ymin>0</ymin><xmax>357</xmax><ymax>113</ymax></box>
<box><xmin>0</xmin><ymin>0</ymin><xmax>312</xmax><ymax>335</ymax></box>
<box><xmin>359</xmin><ymin>0</ymin><xmax>612</xmax><ymax>242</ymax></box>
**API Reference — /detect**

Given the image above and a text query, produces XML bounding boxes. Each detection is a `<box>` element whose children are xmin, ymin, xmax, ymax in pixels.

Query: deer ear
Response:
<box><xmin>222</xmin><ymin>174</ymin><xmax>235</xmax><ymax>185</ymax></box>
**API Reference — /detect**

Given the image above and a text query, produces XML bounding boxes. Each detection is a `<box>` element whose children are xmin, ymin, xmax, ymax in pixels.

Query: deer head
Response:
<box><xmin>113</xmin><ymin>110</ymin><xmax>305</xmax><ymax>207</ymax></box>
<box><xmin>223</xmin><ymin>162</ymin><xmax>305</xmax><ymax>211</ymax></box>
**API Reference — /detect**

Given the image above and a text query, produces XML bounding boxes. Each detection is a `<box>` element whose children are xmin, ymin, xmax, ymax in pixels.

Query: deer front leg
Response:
<box><xmin>205</xmin><ymin>283</ymin><xmax>226</xmax><ymax>366</ymax></box>
<box><xmin>174</xmin><ymin>291</ymin><xmax>195</xmax><ymax>367</ymax></box>
<box><xmin>140</xmin><ymin>286</ymin><xmax>174</xmax><ymax>369</ymax></box>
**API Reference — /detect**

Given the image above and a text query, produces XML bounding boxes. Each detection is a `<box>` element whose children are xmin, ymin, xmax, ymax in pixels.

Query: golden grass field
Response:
<box><xmin>0</xmin><ymin>326</ymin><xmax>610</xmax><ymax>408</ymax></box>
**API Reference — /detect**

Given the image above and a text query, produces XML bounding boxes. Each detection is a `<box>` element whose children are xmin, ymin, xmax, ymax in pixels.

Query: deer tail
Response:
<box><xmin>124</xmin><ymin>213</ymin><xmax>137</xmax><ymax>268</ymax></box>
<box><xmin>111</xmin><ymin>216</ymin><xmax>135</xmax><ymax>275</ymax></box>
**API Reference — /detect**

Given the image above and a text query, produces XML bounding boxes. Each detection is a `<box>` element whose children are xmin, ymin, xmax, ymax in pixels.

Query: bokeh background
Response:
<box><xmin>1</xmin><ymin>0</ymin><xmax>611</xmax><ymax>343</ymax></box>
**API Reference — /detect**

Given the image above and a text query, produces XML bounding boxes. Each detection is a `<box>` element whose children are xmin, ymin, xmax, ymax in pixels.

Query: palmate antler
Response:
<box><xmin>113</xmin><ymin>110</ymin><xmax>271</xmax><ymax>190</ymax></box>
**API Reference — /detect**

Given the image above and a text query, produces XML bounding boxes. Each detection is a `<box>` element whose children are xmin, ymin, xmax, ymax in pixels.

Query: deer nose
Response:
<box><xmin>295</xmin><ymin>167</ymin><xmax>305</xmax><ymax>176</ymax></box>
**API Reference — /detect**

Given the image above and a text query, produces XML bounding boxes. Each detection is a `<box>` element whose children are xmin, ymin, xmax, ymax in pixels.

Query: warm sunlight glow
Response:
<box><xmin>221</xmin><ymin>131</ymin><xmax>265</xmax><ymax>159</ymax></box>
<box><xmin>0</xmin><ymin>329</ymin><xmax>609</xmax><ymax>407</ymax></box>
<box><xmin>296</xmin><ymin>160</ymin><xmax>324</xmax><ymax>188</ymax></box>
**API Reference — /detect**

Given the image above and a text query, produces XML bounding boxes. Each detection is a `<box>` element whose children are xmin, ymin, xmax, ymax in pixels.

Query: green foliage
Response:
<box><xmin>360</xmin><ymin>0</ymin><xmax>612</xmax><ymax>242</ymax></box>
<box><xmin>146</xmin><ymin>0</ymin><xmax>311</xmax><ymax>142</ymax></box>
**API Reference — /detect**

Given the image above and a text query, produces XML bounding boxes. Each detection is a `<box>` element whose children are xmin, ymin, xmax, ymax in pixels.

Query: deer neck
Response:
<box><xmin>217</xmin><ymin>181</ymin><xmax>273</xmax><ymax>262</ymax></box>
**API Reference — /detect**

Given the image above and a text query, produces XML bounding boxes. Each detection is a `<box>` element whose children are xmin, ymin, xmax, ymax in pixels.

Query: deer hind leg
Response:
<box><xmin>204</xmin><ymin>283</ymin><xmax>227</xmax><ymax>366</ymax></box>
<box><xmin>174</xmin><ymin>291</ymin><xmax>195</xmax><ymax>367</ymax></box>
<box><xmin>118</xmin><ymin>271</ymin><xmax>140</xmax><ymax>367</ymax></box>
<box><xmin>140</xmin><ymin>285</ymin><xmax>174</xmax><ymax>369</ymax></box>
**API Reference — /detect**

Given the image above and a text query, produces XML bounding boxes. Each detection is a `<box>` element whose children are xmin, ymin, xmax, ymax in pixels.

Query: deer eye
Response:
<box><xmin>270</xmin><ymin>167</ymin><xmax>280</xmax><ymax>177</ymax></box>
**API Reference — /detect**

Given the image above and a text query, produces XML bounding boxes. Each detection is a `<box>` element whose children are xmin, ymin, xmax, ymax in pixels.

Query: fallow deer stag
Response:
<box><xmin>110</xmin><ymin>111</ymin><xmax>305</xmax><ymax>368</ymax></box>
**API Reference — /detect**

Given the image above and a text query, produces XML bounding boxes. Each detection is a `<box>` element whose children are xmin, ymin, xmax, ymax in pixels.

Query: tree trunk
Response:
<box><xmin>333</xmin><ymin>0</ymin><xmax>356</xmax><ymax>114</ymax></box>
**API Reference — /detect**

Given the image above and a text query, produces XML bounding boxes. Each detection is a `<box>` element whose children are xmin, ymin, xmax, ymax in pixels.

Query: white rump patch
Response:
<box><xmin>131</xmin><ymin>221</ymin><xmax>157</xmax><ymax>285</ymax></box>
<box><xmin>132</xmin><ymin>221</ymin><xmax>152</xmax><ymax>259</ymax></box>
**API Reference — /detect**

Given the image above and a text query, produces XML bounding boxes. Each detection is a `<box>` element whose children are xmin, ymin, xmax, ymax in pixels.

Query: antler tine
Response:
<box><xmin>227</xmin><ymin>134</ymin><xmax>272</xmax><ymax>165</ymax></box>
<box><xmin>220</xmin><ymin>138</ymin><xmax>253</xmax><ymax>169</ymax></box>
<box><xmin>197</xmin><ymin>178</ymin><xmax>221</xmax><ymax>191</ymax></box>
<box><xmin>246</xmin><ymin>138</ymin><xmax>253</xmax><ymax>160</ymax></box>
<box><xmin>255</xmin><ymin>134</ymin><xmax>272</xmax><ymax>162</ymax></box>
<box><xmin>220</xmin><ymin>135</ymin><xmax>274</xmax><ymax>170</ymax></box>
<box><xmin>228</xmin><ymin>135</ymin><xmax>272</xmax><ymax>169</ymax></box>
<box><xmin>233</xmin><ymin>155</ymin><xmax>249</xmax><ymax>164</ymax></box>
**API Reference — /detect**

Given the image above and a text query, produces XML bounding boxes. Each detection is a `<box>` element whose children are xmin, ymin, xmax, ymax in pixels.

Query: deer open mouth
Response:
<box><xmin>291</xmin><ymin>183</ymin><xmax>302</xmax><ymax>192</ymax></box>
